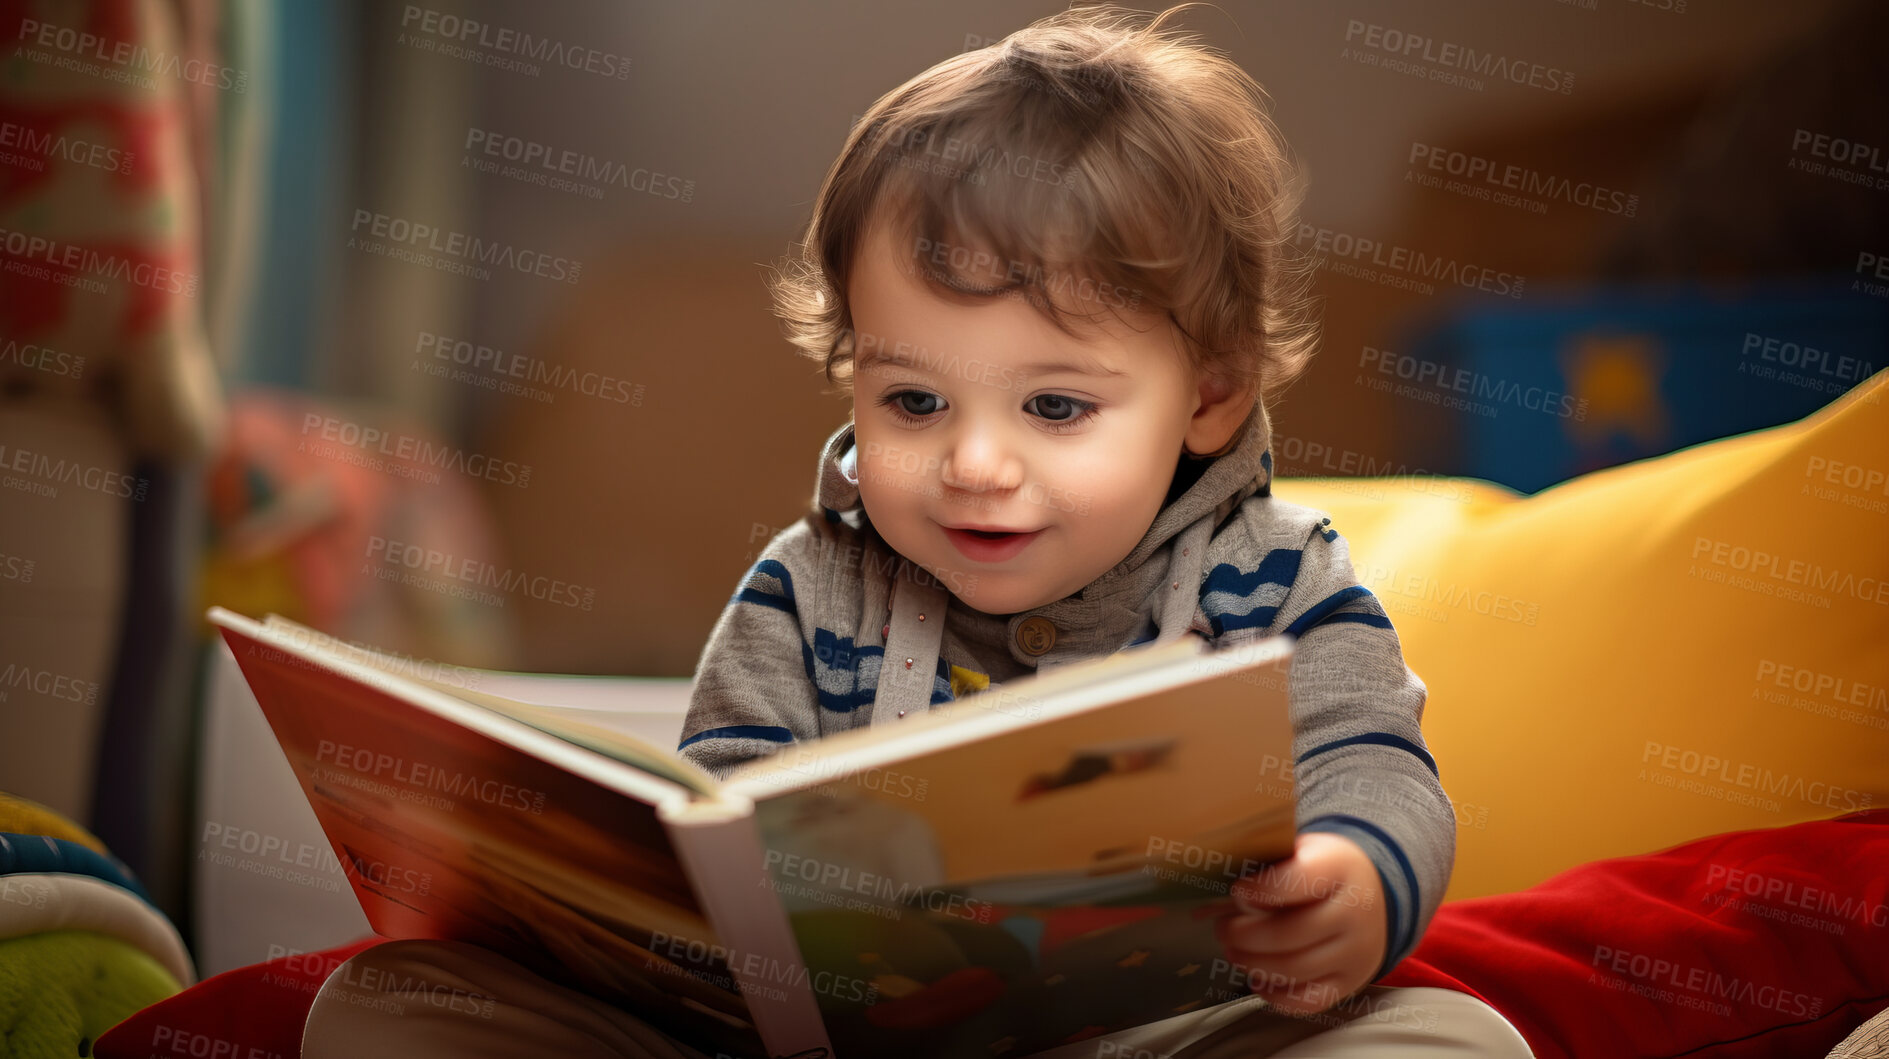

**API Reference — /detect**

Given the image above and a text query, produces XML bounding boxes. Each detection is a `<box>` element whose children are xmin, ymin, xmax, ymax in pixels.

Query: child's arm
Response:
<box><xmin>1206</xmin><ymin>507</ymin><xmax>1457</xmax><ymax>1011</ymax></box>
<box><xmin>677</xmin><ymin>518</ymin><xmax>831</xmax><ymax>779</ymax></box>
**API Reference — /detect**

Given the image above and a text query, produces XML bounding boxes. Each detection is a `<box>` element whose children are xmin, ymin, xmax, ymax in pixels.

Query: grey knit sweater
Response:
<box><xmin>679</xmin><ymin>401</ymin><xmax>1455</xmax><ymax>977</ymax></box>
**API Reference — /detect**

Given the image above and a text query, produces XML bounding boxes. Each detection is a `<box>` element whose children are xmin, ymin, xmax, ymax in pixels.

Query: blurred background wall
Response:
<box><xmin>1</xmin><ymin>0</ymin><xmax>1885</xmax><ymax>920</ymax></box>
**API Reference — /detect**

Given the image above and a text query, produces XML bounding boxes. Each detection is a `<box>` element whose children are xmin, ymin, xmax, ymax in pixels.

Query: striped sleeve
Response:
<box><xmin>677</xmin><ymin>523</ymin><xmax>826</xmax><ymax>779</ymax></box>
<box><xmin>1222</xmin><ymin>507</ymin><xmax>1456</xmax><ymax>981</ymax></box>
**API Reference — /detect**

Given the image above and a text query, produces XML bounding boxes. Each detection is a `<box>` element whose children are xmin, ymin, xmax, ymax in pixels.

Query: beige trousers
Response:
<box><xmin>301</xmin><ymin>939</ymin><xmax>1534</xmax><ymax>1059</ymax></box>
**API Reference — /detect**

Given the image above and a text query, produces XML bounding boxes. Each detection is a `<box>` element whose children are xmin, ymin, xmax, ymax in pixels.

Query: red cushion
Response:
<box><xmin>97</xmin><ymin>937</ymin><xmax>384</xmax><ymax>1059</ymax></box>
<box><xmin>102</xmin><ymin>813</ymin><xmax>1889</xmax><ymax>1057</ymax></box>
<box><xmin>1380</xmin><ymin>809</ymin><xmax>1889</xmax><ymax>1058</ymax></box>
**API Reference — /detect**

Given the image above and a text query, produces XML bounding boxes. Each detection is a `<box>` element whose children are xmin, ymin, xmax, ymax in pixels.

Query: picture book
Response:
<box><xmin>208</xmin><ymin>606</ymin><xmax>1297</xmax><ymax>1059</ymax></box>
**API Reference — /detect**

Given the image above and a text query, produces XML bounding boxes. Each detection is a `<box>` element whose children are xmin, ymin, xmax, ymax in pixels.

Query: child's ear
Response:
<box><xmin>1183</xmin><ymin>368</ymin><xmax>1258</xmax><ymax>458</ymax></box>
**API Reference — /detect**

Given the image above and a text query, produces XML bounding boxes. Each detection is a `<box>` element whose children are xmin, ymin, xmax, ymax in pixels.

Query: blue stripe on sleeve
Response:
<box><xmin>677</xmin><ymin>724</ymin><xmax>796</xmax><ymax>751</ymax></box>
<box><xmin>1297</xmin><ymin>733</ymin><xmax>1439</xmax><ymax>778</ymax></box>
<box><xmin>1301</xmin><ymin>813</ymin><xmax>1422</xmax><ymax>974</ymax></box>
<box><xmin>1281</xmin><ymin>585</ymin><xmax>1377</xmax><ymax>639</ymax></box>
<box><xmin>1317</xmin><ymin>611</ymin><xmax>1393</xmax><ymax>630</ymax></box>
<box><xmin>734</xmin><ymin>587</ymin><xmax>795</xmax><ymax>614</ymax></box>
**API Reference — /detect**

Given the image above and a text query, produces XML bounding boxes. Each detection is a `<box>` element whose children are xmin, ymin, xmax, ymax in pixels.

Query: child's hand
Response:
<box><xmin>1213</xmin><ymin>832</ymin><xmax>1386</xmax><ymax>1015</ymax></box>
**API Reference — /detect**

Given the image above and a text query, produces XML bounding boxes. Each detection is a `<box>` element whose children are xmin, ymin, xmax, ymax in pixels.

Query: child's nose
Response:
<box><xmin>940</xmin><ymin>430</ymin><xmax>1021</xmax><ymax>493</ymax></box>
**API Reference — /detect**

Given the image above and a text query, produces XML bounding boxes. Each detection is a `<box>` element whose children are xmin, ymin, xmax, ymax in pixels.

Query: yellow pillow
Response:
<box><xmin>0</xmin><ymin>791</ymin><xmax>110</xmax><ymax>855</ymax></box>
<box><xmin>1278</xmin><ymin>370</ymin><xmax>1889</xmax><ymax>901</ymax></box>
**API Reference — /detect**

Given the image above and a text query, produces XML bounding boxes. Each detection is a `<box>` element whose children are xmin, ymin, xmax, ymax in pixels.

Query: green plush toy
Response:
<box><xmin>0</xmin><ymin>931</ymin><xmax>182</xmax><ymax>1058</ymax></box>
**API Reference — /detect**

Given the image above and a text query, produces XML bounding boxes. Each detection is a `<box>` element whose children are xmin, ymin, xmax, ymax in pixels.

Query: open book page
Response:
<box><xmin>257</xmin><ymin>614</ymin><xmax>718</xmax><ymax>797</ymax></box>
<box><xmin>215</xmin><ymin>610</ymin><xmax>768</xmax><ymax>1057</ymax></box>
<box><xmin>407</xmin><ymin>685</ymin><xmax>716</xmax><ymax>796</ymax></box>
<box><xmin>734</xmin><ymin>637</ymin><xmax>1298</xmax><ymax>1057</ymax></box>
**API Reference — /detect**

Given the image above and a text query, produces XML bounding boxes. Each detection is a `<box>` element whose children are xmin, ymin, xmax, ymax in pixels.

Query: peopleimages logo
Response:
<box><xmin>1789</xmin><ymin>129</ymin><xmax>1889</xmax><ymax>193</ymax></box>
<box><xmin>398</xmin><ymin>5</ymin><xmax>631</xmax><ymax>80</ymax></box>
<box><xmin>0</xmin><ymin>118</ymin><xmax>133</xmax><ymax>176</ymax></box>
<box><xmin>316</xmin><ymin>738</ymin><xmax>547</xmax><ymax>814</ymax></box>
<box><xmin>462</xmin><ymin>127</ymin><xmax>694</xmax><ymax>202</ymax></box>
<box><xmin>1407</xmin><ymin>143</ymin><xmax>1637</xmax><ymax>216</ymax></box>
<box><xmin>1359</xmin><ymin>347</ymin><xmax>1589</xmax><ymax>420</ymax></box>
<box><xmin>1297</xmin><ymin>225</ymin><xmax>1524</xmax><ymax>299</ymax></box>
<box><xmin>1739</xmin><ymin>332</ymin><xmax>1877</xmax><ymax>395</ymax></box>
<box><xmin>0</xmin><ymin>442</ymin><xmax>150</xmax><ymax>501</ymax></box>
<box><xmin>299</xmin><ymin>412</ymin><xmax>532</xmax><ymax>488</ymax></box>
<box><xmin>1352</xmin><ymin>563</ymin><xmax>1540</xmax><ymax>626</ymax></box>
<box><xmin>1690</xmin><ymin>536</ymin><xmax>1889</xmax><ymax>607</ymax></box>
<box><xmin>1270</xmin><ymin>433</ymin><xmax>1474</xmax><ymax>504</ymax></box>
<box><xmin>644</xmin><ymin>931</ymin><xmax>878</xmax><ymax>1007</ymax></box>
<box><xmin>416</xmin><ymin>331</ymin><xmax>644</xmax><ymax>406</ymax></box>
<box><xmin>0</xmin><ymin>226</ymin><xmax>198</xmax><ymax>296</ymax></box>
<box><xmin>908</xmin><ymin>237</ymin><xmax>1141</xmax><ymax>311</ymax></box>
<box><xmin>1591</xmin><ymin>944</ymin><xmax>1822</xmax><ymax>1020</ymax></box>
<box><xmin>1756</xmin><ymin>659</ymin><xmax>1887</xmax><ymax>711</ymax></box>
<box><xmin>1641</xmin><ymin>740</ymin><xmax>1872</xmax><ymax>813</ymax></box>
<box><xmin>761</xmin><ymin>850</ymin><xmax>993</xmax><ymax>925</ymax></box>
<box><xmin>348</xmin><ymin>210</ymin><xmax>582</xmax><ymax>285</ymax></box>
<box><xmin>861</xmin><ymin>116</ymin><xmax>1081</xmax><ymax>192</ymax></box>
<box><xmin>365</xmin><ymin>536</ymin><xmax>596</xmax><ymax>611</ymax></box>
<box><xmin>1801</xmin><ymin>455</ymin><xmax>1889</xmax><ymax>516</ymax></box>
<box><xmin>0</xmin><ymin>552</ymin><xmax>35</xmax><ymax>584</ymax></box>
<box><xmin>1342</xmin><ymin>20</ymin><xmax>1574</xmax><ymax>95</ymax></box>
<box><xmin>0</xmin><ymin>338</ymin><xmax>84</xmax><ymax>379</ymax></box>
<box><xmin>14</xmin><ymin>17</ymin><xmax>249</xmax><ymax>92</ymax></box>
<box><xmin>0</xmin><ymin>662</ymin><xmax>100</xmax><ymax>704</ymax></box>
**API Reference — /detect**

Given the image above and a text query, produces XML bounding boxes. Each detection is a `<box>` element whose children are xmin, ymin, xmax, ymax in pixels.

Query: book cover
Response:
<box><xmin>214</xmin><ymin>611</ymin><xmax>774</xmax><ymax>1057</ymax></box>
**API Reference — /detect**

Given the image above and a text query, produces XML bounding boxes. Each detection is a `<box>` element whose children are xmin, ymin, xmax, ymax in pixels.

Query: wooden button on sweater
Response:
<box><xmin>1015</xmin><ymin>615</ymin><xmax>1057</xmax><ymax>656</ymax></box>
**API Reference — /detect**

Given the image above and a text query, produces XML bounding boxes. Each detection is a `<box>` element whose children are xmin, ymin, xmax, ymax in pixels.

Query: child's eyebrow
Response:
<box><xmin>858</xmin><ymin>347</ymin><xmax>1126</xmax><ymax>379</ymax></box>
<box><xmin>1020</xmin><ymin>358</ymin><xmax>1129</xmax><ymax>378</ymax></box>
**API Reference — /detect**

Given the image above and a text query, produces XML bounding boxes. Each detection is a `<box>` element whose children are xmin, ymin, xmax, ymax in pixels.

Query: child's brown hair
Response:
<box><xmin>770</xmin><ymin>2</ymin><xmax>1318</xmax><ymax>455</ymax></box>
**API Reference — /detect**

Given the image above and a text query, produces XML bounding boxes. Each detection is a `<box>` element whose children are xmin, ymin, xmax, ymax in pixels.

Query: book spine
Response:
<box><xmin>661</xmin><ymin>800</ymin><xmax>836</xmax><ymax>1059</ymax></box>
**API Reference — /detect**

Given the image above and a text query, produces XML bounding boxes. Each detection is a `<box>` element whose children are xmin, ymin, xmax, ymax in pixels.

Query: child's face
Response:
<box><xmin>849</xmin><ymin>219</ymin><xmax>1240</xmax><ymax>617</ymax></box>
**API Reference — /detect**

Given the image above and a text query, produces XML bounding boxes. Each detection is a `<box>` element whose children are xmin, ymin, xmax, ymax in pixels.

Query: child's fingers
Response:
<box><xmin>1221</xmin><ymin>936</ymin><xmax>1345</xmax><ymax>989</ymax></box>
<box><xmin>1233</xmin><ymin>834</ymin><xmax>1378</xmax><ymax>913</ymax></box>
<box><xmin>1215</xmin><ymin>901</ymin><xmax>1342</xmax><ymax>961</ymax></box>
<box><xmin>1230</xmin><ymin>860</ymin><xmax>1326</xmax><ymax>912</ymax></box>
<box><xmin>1218</xmin><ymin>934</ymin><xmax>1348</xmax><ymax>1009</ymax></box>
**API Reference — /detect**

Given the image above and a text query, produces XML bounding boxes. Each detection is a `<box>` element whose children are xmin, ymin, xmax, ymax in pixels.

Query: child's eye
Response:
<box><xmin>878</xmin><ymin>390</ymin><xmax>945</xmax><ymax>423</ymax></box>
<box><xmin>876</xmin><ymin>390</ymin><xmax>1096</xmax><ymax>432</ymax></box>
<box><xmin>1026</xmin><ymin>394</ymin><xmax>1097</xmax><ymax>431</ymax></box>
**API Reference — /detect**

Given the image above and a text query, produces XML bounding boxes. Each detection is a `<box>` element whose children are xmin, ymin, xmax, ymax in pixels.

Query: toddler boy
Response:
<box><xmin>678</xmin><ymin>5</ymin><xmax>1533</xmax><ymax>1056</ymax></box>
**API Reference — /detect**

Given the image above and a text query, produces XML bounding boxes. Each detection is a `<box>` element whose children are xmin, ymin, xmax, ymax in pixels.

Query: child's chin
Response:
<box><xmin>947</xmin><ymin>581</ymin><xmax>1057</xmax><ymax>619</ymax></box>
<box><xmin>951</xmin><ymin>593</ymin><xmax>1014</xmax><ymax>618</ymax></box>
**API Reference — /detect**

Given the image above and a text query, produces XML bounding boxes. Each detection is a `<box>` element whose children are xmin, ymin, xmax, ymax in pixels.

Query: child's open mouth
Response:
<box><xmin>941</xmin><ymin>525</ymin><xmax>1044</xmax><ymax>562</ymax></box>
